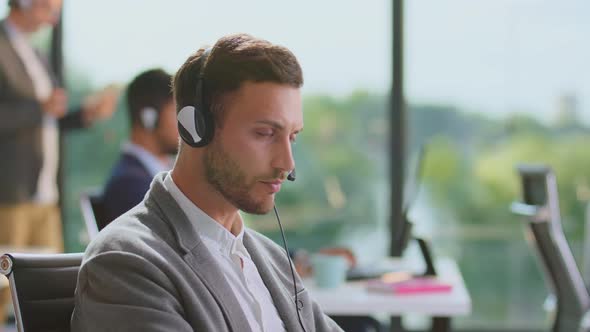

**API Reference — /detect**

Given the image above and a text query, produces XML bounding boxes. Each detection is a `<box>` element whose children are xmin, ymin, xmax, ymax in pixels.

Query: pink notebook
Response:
<box><xmin>367</xmin><ymin>277</ymin><xmax>453</xmax><ymax>295</ymax></box>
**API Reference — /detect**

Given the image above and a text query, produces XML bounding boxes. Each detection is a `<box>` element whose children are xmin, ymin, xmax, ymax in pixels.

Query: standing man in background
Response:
<box><xmin>0</xmin><ymin>0</ymin><xmax>117</xmax><ymax>326</ymax></box>
<box><xmin>101</xmin><ymin>68</ymin><xmax>177</xmax><ymax>227</ymax></box>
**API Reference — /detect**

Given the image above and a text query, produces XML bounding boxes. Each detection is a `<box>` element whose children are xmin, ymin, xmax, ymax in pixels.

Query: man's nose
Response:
<box><xmin>272</xmin><ymin>137</ymin><xmax>295</xmax><ymax>175</ymax></box>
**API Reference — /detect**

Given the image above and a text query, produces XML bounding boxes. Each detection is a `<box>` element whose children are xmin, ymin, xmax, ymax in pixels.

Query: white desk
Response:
<box><xmin>306</xmin><ymin>258</ymin><xmax>471</xmax><ymax>316</ymax></box>
<box><xmin>306</xmin><ymin>257</ymin><xmax>471</xmax><ymax>332</ymax></box>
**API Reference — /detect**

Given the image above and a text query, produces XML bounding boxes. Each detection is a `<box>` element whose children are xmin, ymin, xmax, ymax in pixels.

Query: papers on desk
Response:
<box><xmin>367</xmin><ymin>272</ymin><xmax>453</xmax><ymax>295</ymax></box>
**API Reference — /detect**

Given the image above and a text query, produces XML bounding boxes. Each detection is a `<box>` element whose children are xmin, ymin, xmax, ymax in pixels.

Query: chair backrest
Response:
<box><xmin>79</xmin><ymin>188</ymin><xmax>106</xmax><ymax>240</ymax></box>
<box><xmin>0</xmin><ymin>253</ymin><xmax>83</xmax><ymax>332</ymax></box>
<box><xmin>512</xmin><ymin>164</ymin><xmax>590</xmax><ymax>332</ymax></box>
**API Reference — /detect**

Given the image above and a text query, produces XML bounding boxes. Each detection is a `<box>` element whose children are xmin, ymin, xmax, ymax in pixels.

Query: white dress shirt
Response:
<box><xmin>4</xmin><ymin>19</ymin><xmax>58</xmax><ymax>204</ymax></box>
<box><xmin>163</xmin><ymin>173</ymin><xmax>286</xmax><ymax>332</ymax></box>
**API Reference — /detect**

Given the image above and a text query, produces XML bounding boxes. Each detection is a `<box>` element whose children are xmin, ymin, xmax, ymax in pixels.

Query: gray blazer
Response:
<box><xmin>0</xmin><ymin>20</ymin><xmax>84</xmax><ymax>204</ymax></box>
<box><xmin>71</xmin><ymin>173</ymin><xmax>343</xmax><ymax>332</ymax></box>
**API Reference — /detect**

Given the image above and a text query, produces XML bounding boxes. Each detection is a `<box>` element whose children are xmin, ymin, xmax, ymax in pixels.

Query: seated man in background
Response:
<box><xmin>100</xmin><ymin>68</ymin><xmax>178</xmax><ymax>227</ymax></box>
<box><xmin>72</xmin><ymin>33</ymin><xmax>343</xmax><ymax>332</ymax></box>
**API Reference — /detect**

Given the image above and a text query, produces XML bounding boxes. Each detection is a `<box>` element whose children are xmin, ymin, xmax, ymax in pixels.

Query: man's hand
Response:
<box><xmin>41</xmin><ymin>88</ymin><xmax>68</xmax><ymax>118</ymax></box>
<box><xmin>82</xmin><ymin>85</ymin><xmax>120</xmax><ymax>125</ymax></box>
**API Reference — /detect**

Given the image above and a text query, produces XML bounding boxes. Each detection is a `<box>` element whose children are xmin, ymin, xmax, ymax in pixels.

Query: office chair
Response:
<box><xmin>0</xmin><ymin>253</ymin><xmax>83</xmax><ymax>332</ymax></box>
<box><xmin>79</xmin><ymin>188</ymin><xmax>107</xmax><ymax>240</ymax></box>
<box><xmin>511</xmin><ymin>164</ymin><xmax>590</xmax><ymax>332</ymax></box>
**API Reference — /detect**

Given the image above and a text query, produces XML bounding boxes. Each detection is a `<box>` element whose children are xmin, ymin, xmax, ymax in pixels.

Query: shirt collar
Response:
<box><xmin>163</xmin><ymin>172</ymin><xmax>245</xmax><ymax>257</ymax></box>
<box><xmin>122</xmin><ymin>141</ymin><xmax>171</xmax><ymax>177</ymax></box>
<box><xmin>3</xmin><ymin>18</ymin><xmax>26</xmax><ymax>42</ymax></box>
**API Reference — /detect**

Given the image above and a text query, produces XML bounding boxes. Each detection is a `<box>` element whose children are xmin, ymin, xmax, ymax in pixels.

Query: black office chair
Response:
<box><xmin>0</xmin><ymin>253</ymin><xmax>83</xmax><ymax>332</ymax></box>
<box><xmin>512</xmin><ymin>164</ymin><xmax>590</xmax><ymax>332</ymax></box>
<box><xmin>79</xmin><ymin>188</ymin><xmax>107</xmax><ymax>240</ymax></box>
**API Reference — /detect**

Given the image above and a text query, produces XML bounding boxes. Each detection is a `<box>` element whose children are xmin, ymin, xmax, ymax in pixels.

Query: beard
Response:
<box><xmin>204</xmin><ymin>140</ymin><xmax>276</xmax><ymax>214</ymax></box>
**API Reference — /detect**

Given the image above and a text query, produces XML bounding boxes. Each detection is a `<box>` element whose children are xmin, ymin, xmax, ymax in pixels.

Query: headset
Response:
<box><xmin>177</xmin><ymin>48</ymin><xmax>215</xmax><ymax>148</ymax></box>
<box><xmin>140</xmin><ymin>107</ymin><xmax>159</xmax><ymax>131</ymax></box>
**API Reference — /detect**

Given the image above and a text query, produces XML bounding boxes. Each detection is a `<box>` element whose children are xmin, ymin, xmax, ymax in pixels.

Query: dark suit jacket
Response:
<box><xmin>101</xmin><ymin>152</ymin><xmax>153</xmax><ymax>228</ymax></box>
<box><xmin>0</xmin><ymin>20</ymin><xmax>85</xmax><ymax>204</ymax></box>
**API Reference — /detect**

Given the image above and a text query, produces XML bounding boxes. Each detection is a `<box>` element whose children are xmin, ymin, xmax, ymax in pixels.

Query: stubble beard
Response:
<box><xmin>204</xmin><ymin>141</ymin><xmax>274</xmax><ymax>214</ymax></box>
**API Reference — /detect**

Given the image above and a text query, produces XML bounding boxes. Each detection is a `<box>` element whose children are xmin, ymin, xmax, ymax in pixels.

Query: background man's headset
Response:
<box><xmin>176</xmin><ymin>48</ymin><xmax>306</xmax><ymax>331</ymax></box>
<box><xmin>139</xmin><ymin>107</ymin><xmax>159</xmax><ymax>131</ymax></box>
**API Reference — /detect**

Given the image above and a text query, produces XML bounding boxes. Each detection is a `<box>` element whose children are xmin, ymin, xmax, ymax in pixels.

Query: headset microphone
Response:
<box><xmin>274</xmin><ymin>167</ymin><xmax>307</xmax><ymax>332</ymax></box>
<box><xmin>287</xmin><ymin>169</ymin><xmax>296</xmax><ymax>182</ymax></box>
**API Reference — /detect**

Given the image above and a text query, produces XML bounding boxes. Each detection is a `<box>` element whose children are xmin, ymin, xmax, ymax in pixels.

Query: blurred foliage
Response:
<box><xmin>416</xmin><ymin>107</ymin><xmax>590</xmax><ymax>238</ymax></box>
<box><xmin>62</xmin><ymin>70</ymin><xmax>590</xmax><ymax>253</ymax></box>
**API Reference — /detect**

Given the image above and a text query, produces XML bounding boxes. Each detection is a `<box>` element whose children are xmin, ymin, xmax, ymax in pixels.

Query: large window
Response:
<box><xmin>61</xmin><ymin>1</ymin><xmax>392</xmax><ymax>264</ymax></box>
<box><xmin>406</xmin><ymin>0</ymin><xmax>590</xmax><ymax>329</ymax></box>
<box><xmin>19</xmin><ymin>1</ymin><xmax>588</xmax><ymax>330</ymax></box>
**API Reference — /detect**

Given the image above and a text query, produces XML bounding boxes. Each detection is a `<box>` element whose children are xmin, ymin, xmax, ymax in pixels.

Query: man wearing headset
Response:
<box><xmin>0</xmin><ymin>0</ymin><xmax>117</xmax><ymax>325</ymax></box>
<box><xmin>100</xmin><ymin>69</ymin><xmax>177</xmax><ymax>228</ymax></box>
<box><xmin>72</xmin><ymin>33</ymin><xmax>343</xmax><ymax>332</ymax></box>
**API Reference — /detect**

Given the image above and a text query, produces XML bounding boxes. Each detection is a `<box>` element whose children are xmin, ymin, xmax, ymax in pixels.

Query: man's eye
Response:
<box><xmin>256</xmin><ymin>131</ymin><xmax>273</xmax><ymax>137</ymax></box>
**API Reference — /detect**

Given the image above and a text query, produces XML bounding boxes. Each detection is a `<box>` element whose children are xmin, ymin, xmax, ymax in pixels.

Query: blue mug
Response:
<box><xmin>310</xmin><ymin>254</ymin><xmax>348</xmax><ymax>289</ymax></box>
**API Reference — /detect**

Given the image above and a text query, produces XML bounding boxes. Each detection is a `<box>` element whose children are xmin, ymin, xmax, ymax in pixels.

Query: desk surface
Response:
<box><xmin>305</xmin><ymin>257</ymin><xmax>471</xmax><ymax>316</ymax></box>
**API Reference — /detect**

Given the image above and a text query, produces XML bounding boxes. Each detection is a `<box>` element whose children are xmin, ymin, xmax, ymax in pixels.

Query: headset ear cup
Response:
<box><xmin>140</xmin><ymin>107</ymin><xmax>158</xmax><ymax>130</ymax></box>
<box><xmin>178</xmin><ymin>106</ymin><xmax>201</xmax><ymax>147</ymax></box>
<box><xmin>177</xmin><ymin>105</ymin><xmax>213</xmax><ymax>147</ymax></box>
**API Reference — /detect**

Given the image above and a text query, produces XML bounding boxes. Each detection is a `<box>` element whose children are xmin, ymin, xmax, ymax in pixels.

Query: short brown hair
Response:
<box><xmin>126</xmin><ymin>68</ymin><xmax>172</xmax><ymax>127</ymax></box>
<box><xmin>172</xmin><ymin>33</ymin><xmax>303</xmax><ymax>126</ymax></box>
